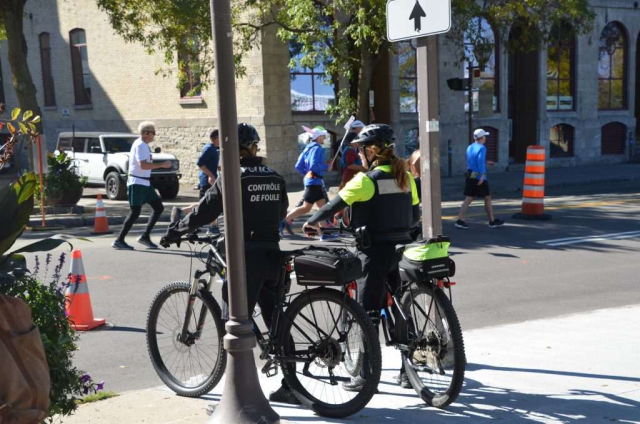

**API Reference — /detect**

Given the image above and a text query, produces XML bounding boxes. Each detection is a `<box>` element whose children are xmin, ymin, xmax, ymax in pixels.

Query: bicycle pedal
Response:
<box><xmin>261</xmin><ymin>361</ymin><xmax>278</xmax><ymax>377</ymax></box>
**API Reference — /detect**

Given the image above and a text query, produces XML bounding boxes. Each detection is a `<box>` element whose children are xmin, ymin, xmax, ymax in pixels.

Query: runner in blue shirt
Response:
<box><xmin>280</xmin><ymin>126</ymin><xmax>337</xmax><ymax>241</ymax></box>
<box><xmin>455</xmin><ymin>128</ymin><xmax>504</xmax><ymax>229</ymax></box>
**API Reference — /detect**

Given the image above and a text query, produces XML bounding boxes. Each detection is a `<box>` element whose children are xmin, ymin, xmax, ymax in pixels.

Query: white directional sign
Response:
<box><xmin>386</xmin><ymin>0</ymin><xmax>451</xmax><ymax>42</ymax></box>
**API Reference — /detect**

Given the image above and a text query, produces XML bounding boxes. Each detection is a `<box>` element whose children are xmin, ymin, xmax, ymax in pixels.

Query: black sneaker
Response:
<box><xmin>268</xmin><ymin>385</ymin><xmax>300</xmax><ymax>405</ymax></box>
<box><xmin>455</xmin><ymin>220</ymin><xmax>469</xmax><ymax>230</ymax></box>
<box><xmin>137</xmin><ymin>236</ymin><xmax>159</xmax><ymax>249</ymax></box>
<box><xmin>395</xmin><ymin>372</ymin><xmax>411</xmax><ymax>389</ymax></box>
<box><xmin>111</xmin><ymin>240</ymin><xmax>134</xmax><ymax>250</ymax></box>
<box><xmin>489</xmin><ymin>219</ymin><xmax>505</xmax><ymax>228</ymax></box>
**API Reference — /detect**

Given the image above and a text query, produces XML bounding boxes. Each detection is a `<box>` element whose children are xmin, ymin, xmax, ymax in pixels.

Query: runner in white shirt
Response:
<box><xmin>112</xmin><ymin>121</ymin><xmax>171</xmax><ymax>250</ymax></box>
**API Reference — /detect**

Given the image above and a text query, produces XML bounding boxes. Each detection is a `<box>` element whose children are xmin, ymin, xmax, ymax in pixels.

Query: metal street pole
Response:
<box><xmin>416</xmin><ymin>35</ymin><xmax>443</xmax><ymax>238</ymax></box>
<box><xmin>207</xmin><ymin>0</ymin><xmax>279</xmax><ymax>422</ymax></box>
<box><xmin>468</xmin><ymin>64</ymin><xmax>474</xmax><ymax>146</ymax></box>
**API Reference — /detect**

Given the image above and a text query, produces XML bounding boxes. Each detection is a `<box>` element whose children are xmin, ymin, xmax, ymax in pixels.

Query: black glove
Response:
<box><xmin>160</xmin><ymin>230</ymin><xmax>182</xmax><ymax>248</ymax></box>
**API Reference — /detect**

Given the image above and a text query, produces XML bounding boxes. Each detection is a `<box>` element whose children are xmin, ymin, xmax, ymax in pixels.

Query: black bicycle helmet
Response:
<box><xmin>238</xmin><ymin>123</ymin><xmax>260</xmax><ymax>149</ymax></box>
<box><xmin>352</xmin><ymin>124</ymin><xmax>395</xmax><ymax>148</ymax></box>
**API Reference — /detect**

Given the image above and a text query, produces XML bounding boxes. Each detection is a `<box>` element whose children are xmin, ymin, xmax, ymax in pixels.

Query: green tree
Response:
<box><xmin>0</xmin><ymin>0</ymin><xmax>44</xmax><ymax>171</ymax></box>
<box><xmin>97</xmin><ymin>0</ymin><xmax>595</xmax><ymax>123</ymax></box>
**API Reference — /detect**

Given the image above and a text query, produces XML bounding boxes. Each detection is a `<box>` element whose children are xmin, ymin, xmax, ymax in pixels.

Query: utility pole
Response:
<box><xmin>416</xmin><ymin>35</ymin><xmax>443</xmax><ymax>238</ymax></box>
<box><xmin>207</xmin><ymin>0</ymin><xmax>279</xmax><ymax>422</ymax></box>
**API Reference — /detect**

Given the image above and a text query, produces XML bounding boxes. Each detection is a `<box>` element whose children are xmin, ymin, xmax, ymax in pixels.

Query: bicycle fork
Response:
<box><xmin>179</xmin><ymin>272</ymin><xmax>211</xmax><ymax>345</ymax></box>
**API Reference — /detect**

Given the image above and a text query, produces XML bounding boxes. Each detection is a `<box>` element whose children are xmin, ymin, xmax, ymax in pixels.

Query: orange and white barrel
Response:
<box><xmin>513</xmin><ymin>145</ymin><xmax>551</xmax><ymax>220</ymax></box>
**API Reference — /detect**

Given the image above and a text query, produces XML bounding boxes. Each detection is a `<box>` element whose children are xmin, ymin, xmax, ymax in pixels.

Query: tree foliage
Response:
<box><xmin>450</xmin><ymin>0</ymin><xmax>594</xmax><ymax>67</ymax></box>
<box><xmin>96</xmin><ymin>0</ymin><xmax>252</xmax><ymax>96</ymax></box>
<box><xmin>96</xmin><ymin>0</ymin><xmax>595</xmax><ymax>122</ymax></box>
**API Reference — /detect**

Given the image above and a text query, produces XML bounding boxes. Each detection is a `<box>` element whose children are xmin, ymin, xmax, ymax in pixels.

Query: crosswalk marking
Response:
<box><xmin>537</xmin><ymin>230</ymin><xmax>640</xmax><ymax>247</ymax></box>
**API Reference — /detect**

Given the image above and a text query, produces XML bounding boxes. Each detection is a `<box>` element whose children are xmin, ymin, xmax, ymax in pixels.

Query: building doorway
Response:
<box><xmin>508</xmin><ymin>22</ymin><xmax>540</xmax><ymax>163</ymax></box>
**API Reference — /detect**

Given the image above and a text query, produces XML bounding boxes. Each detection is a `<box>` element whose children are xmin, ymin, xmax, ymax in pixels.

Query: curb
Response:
<box><xmin>28</xmin><ymin>175</ymin><xmax>640</xmax><ymax>230</ymax></box>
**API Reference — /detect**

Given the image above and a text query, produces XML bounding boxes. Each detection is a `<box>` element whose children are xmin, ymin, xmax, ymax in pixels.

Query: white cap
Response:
<box><xmin>302</xmin><ymin>125</ymin><xmax>328</xmax><ymax>141</ymax></box>
<box><xmin>350</xmin><ymin>120</ymin><xmax>365</xmax><ymax>129</ymax></box>
<box><xmin>473</xmin><ymin>128</ymin><xmax>489</xmax><ymax>139</ymax></box>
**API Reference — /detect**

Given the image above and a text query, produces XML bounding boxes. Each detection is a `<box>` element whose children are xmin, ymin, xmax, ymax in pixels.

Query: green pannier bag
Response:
<box><xmin>398</xmin><ymin>236</ymin><xmax>455</xmax><ymax>282</ymax></box>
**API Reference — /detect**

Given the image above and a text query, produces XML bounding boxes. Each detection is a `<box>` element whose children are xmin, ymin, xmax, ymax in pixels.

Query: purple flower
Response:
<box><xmin>80</xmin><ymin>374</ymin><xmax>91</xmax><ymax>383</ymax></box>
<box><xmin>83</xmin><ymin>386</ymin><xmax>89</xmax><ymax>395</ymax></box>
<box><xmin>96</xmin><ymin>381</ymin><xmax>104</xmax><ymax>391</ymax></box>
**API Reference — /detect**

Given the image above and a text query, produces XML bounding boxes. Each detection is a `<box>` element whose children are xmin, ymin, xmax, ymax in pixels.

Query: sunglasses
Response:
<box><xmin>145</xmin><ymin>131</ymin><xmax>156</xmax><ymax>135</ymax></box>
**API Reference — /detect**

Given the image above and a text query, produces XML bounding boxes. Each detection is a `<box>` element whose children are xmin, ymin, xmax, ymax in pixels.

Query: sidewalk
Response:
<box><xmin>58</xmin><ymin>304</ymin><xmax>640</xmax><ymax>423</ymax></box>
<box><xmin>27</xmin><ymin>163</ymin><xmax>640</xmax><ymax>229</ymax></box>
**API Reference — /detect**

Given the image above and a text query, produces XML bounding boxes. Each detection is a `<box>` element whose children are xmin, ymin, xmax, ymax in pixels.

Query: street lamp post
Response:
<box><xmin>207</xmin><ymin>0</ymin><xmax>279</xmax><ymax>422</ymax></box>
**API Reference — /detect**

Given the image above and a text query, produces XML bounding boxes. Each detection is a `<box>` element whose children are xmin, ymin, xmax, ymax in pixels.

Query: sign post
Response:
<box><xmin>387</xmin><ymin>0</ymin><xmax>451</xmax><ymax>237</ymax></box>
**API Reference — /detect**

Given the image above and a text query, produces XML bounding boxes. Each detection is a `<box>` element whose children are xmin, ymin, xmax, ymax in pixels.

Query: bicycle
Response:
<box><xmin>146</xmin><ymin>232</ymin><xmax>382</xmax><ymax>418</ymax></box>
<box><xmin>331</xmin><ymin>224</ymin><xmax>466</xmax><ymax>408</ymax></box>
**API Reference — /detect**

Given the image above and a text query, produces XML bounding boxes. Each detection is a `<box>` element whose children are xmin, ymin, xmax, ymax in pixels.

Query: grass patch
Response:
<box><xmin>76</xmin><ymin>391</ymin><xmax>119</xmax><ymax>405</ymax></box>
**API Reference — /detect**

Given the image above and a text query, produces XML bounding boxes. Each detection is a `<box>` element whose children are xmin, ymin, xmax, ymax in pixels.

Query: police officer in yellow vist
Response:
<box><xmin>303</xmin><ymin>123</ymin><xmax>420</xmax><ymax>391</ymax></box>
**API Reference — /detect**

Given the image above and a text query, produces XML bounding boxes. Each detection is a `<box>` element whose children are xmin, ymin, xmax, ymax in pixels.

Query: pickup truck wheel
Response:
<box><xmin>106</xmin><ymin>172</ymin><xmax>127</xmax><ymax>200</ymax></box>
<box><xmin>159</xmin><ymin>180</ymin><xmax>180</xmax><ymax>199</ymax></box>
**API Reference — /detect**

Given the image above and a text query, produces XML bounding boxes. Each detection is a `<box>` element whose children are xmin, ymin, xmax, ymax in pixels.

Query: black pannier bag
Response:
<box><xmin>294</xmin><ymin>246</ymin><xmax>362</xmax><ymax>286</ymax></box>
<box><xmin>398</xmin><ymin>236</ymin><xmax>456</xmax><ymax>282</ymax></box>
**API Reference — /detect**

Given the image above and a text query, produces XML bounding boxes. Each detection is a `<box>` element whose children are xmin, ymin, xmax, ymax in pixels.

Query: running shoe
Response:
<box><xmin>111</xmin><ymin>240</ymin><xmax>134</xmax><ymax>250</ymax></box>
<box><xmin>320</xmin><ymin>232</ymin><xmax>340</xmax><ymax>242</ymax></box>
<box><xmin>455</xmin><ymin>220</ymin><xmax>469</xmax><ymax>230</ymax></box>
<box><xmin>137</xmin><ymin>236</ymin><xmax>159</xmax><ymax>249</ymax></box>
<box><xmin>489</xmin><ymin>219</ymin><xmax>505</xmax><ymax>228</ymax></box>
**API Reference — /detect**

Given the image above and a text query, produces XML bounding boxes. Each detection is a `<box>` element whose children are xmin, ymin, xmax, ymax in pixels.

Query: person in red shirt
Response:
<box><xmin>334</xmin><ymin>121</ymin><xmax>366</xmax><ymax>226</ymax></box>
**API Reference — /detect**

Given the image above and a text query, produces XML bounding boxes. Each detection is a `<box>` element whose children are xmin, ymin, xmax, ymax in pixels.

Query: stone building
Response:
<box><xmin>1</xmin><ymin>0</ymin><xmax>639</xmax><ymax>185</ymax></box>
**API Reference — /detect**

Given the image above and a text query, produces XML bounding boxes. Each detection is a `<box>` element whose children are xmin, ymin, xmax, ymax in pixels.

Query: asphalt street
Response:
<box><xmin>12</xmin><ymin>180</ymin><xmax>640</xmax><ymax>395</ymax></box>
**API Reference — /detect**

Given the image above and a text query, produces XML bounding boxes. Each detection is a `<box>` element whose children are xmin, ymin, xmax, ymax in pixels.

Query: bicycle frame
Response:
<box><xmin>175</xmin><ymin>235</ymin><xmax>354</xmax><ymax>384</ymax></box>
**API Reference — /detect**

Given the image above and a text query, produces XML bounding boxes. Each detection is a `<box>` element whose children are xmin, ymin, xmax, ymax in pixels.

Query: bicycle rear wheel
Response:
<box><xmin>147</xmin><ymin>281</ymin><xmax>226</xmax><ymax>397</ymax></box>
<box><xmin>279</xmin><ymin>287</ymin><xmax>381</xmax><ymax>418</ymax></box>
<box><xmin>401</xmin><ymin>282</ymin><xmax>465</xmax><ymax>408</ymax></box>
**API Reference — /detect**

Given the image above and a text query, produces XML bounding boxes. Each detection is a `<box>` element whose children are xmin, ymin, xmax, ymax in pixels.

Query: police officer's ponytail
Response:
<box><xmin>371</xmin><ymin>146</ymin><xmax>411</xmax><ymax>193</ymax></box>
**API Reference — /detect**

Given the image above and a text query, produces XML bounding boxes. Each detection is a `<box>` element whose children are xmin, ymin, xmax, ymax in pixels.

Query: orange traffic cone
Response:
<box><xmin>513</xmin><ymin>145</ymin><xmax>552</xmax><ymax>221</ymax></box>
<box><xmin>91</xmin><ymin>194</ymin><xmax>113</xmax><ymax>235</ymax></box>
<box><xmin>65</xmin><ymin>250</ymin><xmax>106</xmax><ymax>331</ymax></box>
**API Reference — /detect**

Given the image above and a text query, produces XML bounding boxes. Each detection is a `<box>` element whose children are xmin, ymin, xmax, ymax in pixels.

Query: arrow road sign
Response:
<box><xmin>409</xmin><ymin>1</ymin><xmax>427</xmax><ymax>32</ymax></box>
<box><xmin>387</xmin><ymin>0</ymin><xmax>451</xmax><ymax>42</ymax></box>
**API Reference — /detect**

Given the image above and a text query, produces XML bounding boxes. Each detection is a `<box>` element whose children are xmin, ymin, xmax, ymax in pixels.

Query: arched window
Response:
<box><xmin>547</xmin><ymin>23</ymin><xmax>575</xmax><ymax>111</ymax></box>
<box><xmin>601</xmin><ymin>122</ymin><xmax>627</xmax><ymax>155</ymax></box>
<box><xmin>464</xmin><ymin>17</ymin><xmax>499</xmax><ymax>113</ymax></box>
<box><xmin>39</xmin><ymin>32</ymin><xmax>56</xmax><ymax>107</ymax></box>
<box><xmin>69</xmin><ymin>29</ymin><xmax>91</xmax><ymax>105</ymax></box>
<box><xmin>550</xmin><ymin>124</ymin><xmax>574</xmax><ymax>157</ymax></box>
<box><xmin>474</xmin><ymin>126</ymin><xmax>498</xmax><ymax>162</ymax></box>
<box><xmin>598</xmin><ymin>22</ymin><xmax>627</xmax><ymax>110</ymax></box>
<box><xmin>398</xmin><ymin>41</ymin><xmax>417</xmax><ymax>113</ymax></box>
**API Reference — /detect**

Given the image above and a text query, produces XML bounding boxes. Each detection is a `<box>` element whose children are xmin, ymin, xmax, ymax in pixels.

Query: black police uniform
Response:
<box><xmin>165</xmin><ymin>156</ymin><xmax>288</xmax><ymax>326</ymax></box>
<box><xmin>347</xmin><ymin>165</ymin><xmax>416</xmax><ymax>312</ymax></box>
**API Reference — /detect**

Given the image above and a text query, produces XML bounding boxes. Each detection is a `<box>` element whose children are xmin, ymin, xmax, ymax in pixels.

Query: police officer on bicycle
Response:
<box><xmin>303</xmin><ymin>123</ymin><xmax>420</xmax><ymax>390</ymax></box>
<box><xmin>161</xmin><ymin>123</ymin><xmax>300</xmax><ymax>404</ymax></box>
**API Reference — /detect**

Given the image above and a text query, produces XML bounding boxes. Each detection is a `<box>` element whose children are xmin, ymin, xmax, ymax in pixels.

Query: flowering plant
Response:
<box><xmin>0</xmin><ymin>253</ymin><xmax>104</xmax><ymax>421</ymax></box>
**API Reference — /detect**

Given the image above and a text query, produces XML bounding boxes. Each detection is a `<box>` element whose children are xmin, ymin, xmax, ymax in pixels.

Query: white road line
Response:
<box><xmin>537</xmin><ymin>230</ymin><xmax>640</xmax><ymax>244</ymax></box>
<box><xmin>537</xmin><ymin>230</ymin><xmax>640</xmax><ymax>247</ymax></box>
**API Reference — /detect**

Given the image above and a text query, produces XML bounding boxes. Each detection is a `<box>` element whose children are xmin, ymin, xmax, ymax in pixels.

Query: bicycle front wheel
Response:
<box><xmin>279</xmin><ymin>287</ymin><xmax>381</xmax><ymax>418</ymax></box>
<box><xmin>146</xmin><ymin>281</ymin><xmax>226</xmax><ymax>397</ymax></box>
<box><xmin>401</xmin><ymin>282</ymin><xmax>465</xmax><ymax>408</ymax></box>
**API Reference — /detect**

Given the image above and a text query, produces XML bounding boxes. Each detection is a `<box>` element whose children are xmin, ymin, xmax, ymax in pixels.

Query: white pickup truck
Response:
<box><xmin>55</xmin><ymin>131</ymin><xmax>181</xmax><ymax>200</ymax></box>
